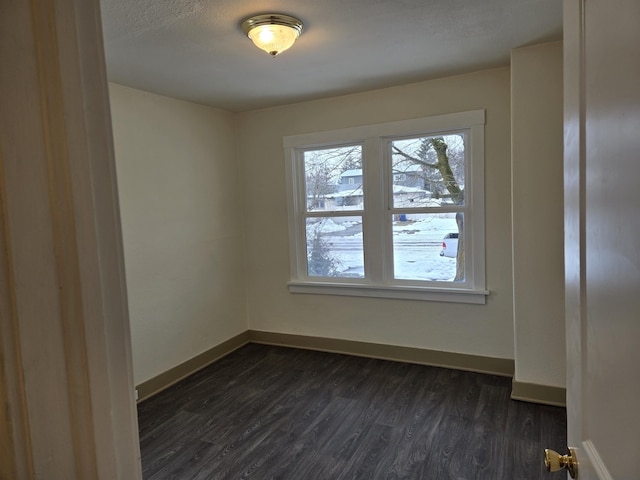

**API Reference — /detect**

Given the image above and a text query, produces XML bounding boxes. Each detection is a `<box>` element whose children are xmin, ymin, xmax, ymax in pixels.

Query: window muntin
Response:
<box><xmin>284</xmin><ymin>110</ymin><xmax>486</xmax><ymax>304</ymax></box>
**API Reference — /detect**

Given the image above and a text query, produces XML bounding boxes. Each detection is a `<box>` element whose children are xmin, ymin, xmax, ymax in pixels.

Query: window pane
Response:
<box><xmin>304</xmin><ymin>145</ymin><xmax>363</xmax><ymax>212</ymax></box>
<box><xmin>306</xmin><ymin>217</ymin><xmax>364</xmax><ymax>278</ymax></box>
<box><xmin>390</xmin><ymin>134</ymin><xmax>465</xmax><ymax>208</ymax></box>
<box><xmin>392</xmin><ymin>213</ymin><xmax>464</xmax><ymax>282</ymax></box>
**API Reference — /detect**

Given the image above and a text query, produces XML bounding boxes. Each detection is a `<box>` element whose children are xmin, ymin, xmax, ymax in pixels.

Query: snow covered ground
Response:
<box><xmin>307</xmin><ymin>214</ymin><xmax>459</xmax><ymax>282</ymax></box>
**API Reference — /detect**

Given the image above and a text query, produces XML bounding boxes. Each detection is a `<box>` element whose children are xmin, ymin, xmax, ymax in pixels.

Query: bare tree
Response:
<box><xmin>306</xmin><ymin>165</ymin><xmax>337</xmax><ymax>210</ymax></box>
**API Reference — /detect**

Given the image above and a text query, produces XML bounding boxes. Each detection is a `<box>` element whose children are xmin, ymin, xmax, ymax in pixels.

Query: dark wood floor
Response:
<box><xmin>137</xmin><ymin>343</ymin><xmax>567</xmax><ymax>479</ymax></box>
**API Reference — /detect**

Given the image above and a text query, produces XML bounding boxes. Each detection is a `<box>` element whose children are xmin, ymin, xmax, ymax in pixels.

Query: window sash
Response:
<box><xmin>284</xmin><ymin>110</ymin><xmax>487</xmax><ymax>303</ymax></box>
<box><xmin>383</xmin><ymin>131</ymin><xmax>471</xmax><ymax>287</ymax></box>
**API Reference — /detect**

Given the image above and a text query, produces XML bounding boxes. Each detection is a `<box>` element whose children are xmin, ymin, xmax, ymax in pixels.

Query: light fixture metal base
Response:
<box><xmin>241</xmin><ymin>14</ymin><xmax>304</xmax><ymax>37</ymax></box>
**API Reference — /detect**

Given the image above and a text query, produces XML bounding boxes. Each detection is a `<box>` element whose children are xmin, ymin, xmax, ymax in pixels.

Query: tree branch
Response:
<box><xmin>391</xmin><ymin>145</ymin><xmax>439</xmax><ymax>170</ymax></box>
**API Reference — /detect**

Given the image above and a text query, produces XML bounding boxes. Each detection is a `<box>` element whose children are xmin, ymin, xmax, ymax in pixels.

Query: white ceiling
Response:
<box><xmin>100</xmin><ymin>0</ymin><xmax>562</xmax><ymax>112</ymax></box>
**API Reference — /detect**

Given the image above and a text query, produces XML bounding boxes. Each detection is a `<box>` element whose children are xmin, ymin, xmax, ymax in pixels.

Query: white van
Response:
<box><xmin>439</xmin><ymin>232</ymin><xmax>459</xmax><ymax>258</ymax></box>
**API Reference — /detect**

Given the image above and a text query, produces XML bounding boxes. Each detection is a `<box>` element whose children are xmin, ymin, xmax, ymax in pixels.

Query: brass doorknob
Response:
<box><xmin>544</xmin><ymin>448</ymin><xmax>578</xmax><ymax>478</ymax></box>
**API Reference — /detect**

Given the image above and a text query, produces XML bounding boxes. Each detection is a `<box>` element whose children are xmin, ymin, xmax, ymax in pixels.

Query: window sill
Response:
<box><xmin>287</xmin><ymin>281</ymin><xmax>489</xmax><ymax>304</ymax></box>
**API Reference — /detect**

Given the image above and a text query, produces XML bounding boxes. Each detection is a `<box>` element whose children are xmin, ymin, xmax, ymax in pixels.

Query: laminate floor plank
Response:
<box><xmin>340</xmin><ymin>423</ymin><xmax>393</xmax><ymax>480</ymax></box>
<box><xmin>506</xmin><ymin>397</ymin><xmax>541</xmax><ymax>441</ymax></box>
<box><xmin>138</xmin><ymin>344</ymin><xmax>567</xmax><ymax>479</ymax></box>
<box><xmin>538</xmin><ymin>404</ymin><xmax>568</xmax><ymax>452</ymax></box>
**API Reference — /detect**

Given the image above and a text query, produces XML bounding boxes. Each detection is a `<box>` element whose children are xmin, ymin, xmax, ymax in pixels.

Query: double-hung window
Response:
<box><xmin>284</xmin><ymin>110</ymin><xmax>487</xmax><ymax>304</ymax></box>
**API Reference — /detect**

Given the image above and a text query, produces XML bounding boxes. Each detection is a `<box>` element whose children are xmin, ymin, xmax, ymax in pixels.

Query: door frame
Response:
<box><xmin>0</xmin><ymin>0</ymin><xmax>142</xmax><ymax>477</ymax></box>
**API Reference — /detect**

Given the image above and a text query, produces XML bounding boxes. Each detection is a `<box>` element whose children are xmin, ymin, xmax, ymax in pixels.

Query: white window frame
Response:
<box><xmin>284</xmin><ymin>110</ymin><xmax>488</xmax><ymax>304</ymax></box>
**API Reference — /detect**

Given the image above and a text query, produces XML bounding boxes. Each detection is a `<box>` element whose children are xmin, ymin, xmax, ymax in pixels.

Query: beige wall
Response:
<box><xmin>237</xmin><ymin>68</ymin><xmax>516</xmax><ymax>360</ymax></box>
<box><xmin>109</xmin><ymin>84</ymin><xmax>247</xmax><ymax>384</ymax></box>
<box><xmin>511</xmin><ymin>41</ymin><xmax>565</xmax><ymax>388</ymax></box>
<box><xmin>110</xmin><ymin>47</ymin><xmax>566</xmax><ymax>391</ymax></box>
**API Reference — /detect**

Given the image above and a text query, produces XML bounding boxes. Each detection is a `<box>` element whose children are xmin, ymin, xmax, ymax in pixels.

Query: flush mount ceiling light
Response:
<box><xmin>241</xmin><ymin>14</ymin><xmax>304</xmax><ymax>57</ymax></box>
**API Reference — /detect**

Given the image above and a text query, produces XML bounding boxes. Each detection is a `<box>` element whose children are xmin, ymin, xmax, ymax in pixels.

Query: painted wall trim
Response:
<box><xmin>136</xmin><ymin>331</ymin><xmax>250</xmax><ymax>402</ymax></box>
<box><xmin>248</xmin><ymin>330</ymin><xmax>514</xmax><ymax>377</ymax></box>
<box><xmin>511</xmin><ymin>380</ymin><xmax>566</xmax><ymax>407</ymax></box>
<box><xmin>138</xmin><ymin>331</ymin><xmax>566</xmax><ymax>408</ymax></box>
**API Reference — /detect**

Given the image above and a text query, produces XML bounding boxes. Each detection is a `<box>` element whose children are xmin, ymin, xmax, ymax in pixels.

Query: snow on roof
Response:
<box><xmin>314</xmin><ymin>184</ymin><xmax>428</xmax><ymax>199</ymax></box>
<box><xmin>340</xmin><ymin>169</ymin><xmax>362</xmax><ymax>177</ymax></box>
<box><xmin>392</xmin><ymin>163</ymin><xmax>423</xmax><ymax>173</ymax></box>
<box><xmin>391</xmin><ymin>185</ymin><xmax>427</xmax><ymax>194</ymax></box>
<box><xmin>341</xmin><ymin>165</ymin><xmax>422</xmax><ymax>178</ymax></box>
<box><xmin>322</xmin><ymin>186</ymin><xmax>363</xmax><ymax>198</ymax></box>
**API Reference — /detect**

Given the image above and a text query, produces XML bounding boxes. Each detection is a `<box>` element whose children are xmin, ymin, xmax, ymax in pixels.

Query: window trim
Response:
<box><xmin>284</xmin><ymin>110</ymin><xmax>488</xmax><ymax>304</ymax></box>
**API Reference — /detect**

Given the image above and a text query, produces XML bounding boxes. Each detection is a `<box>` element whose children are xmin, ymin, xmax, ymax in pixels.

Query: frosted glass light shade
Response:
<box><xmin>248</xmin><ymin>24</ymin><xmax>298</xmax><ymax>56</ymax></box>
<box><xmin>242</xmin><ymin>14</ymin><xmax>304</xmax><ymax>57</ymax></box>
